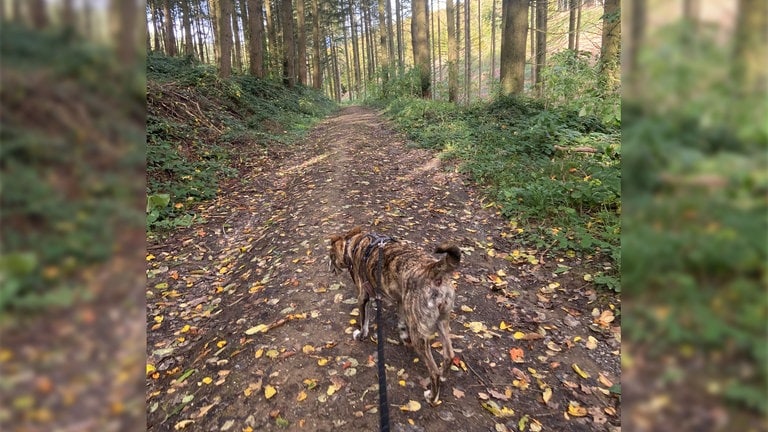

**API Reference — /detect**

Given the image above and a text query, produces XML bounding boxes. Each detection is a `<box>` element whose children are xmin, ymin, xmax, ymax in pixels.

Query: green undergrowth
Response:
<box><xmin>378</xmin><ymin>95</ymin><xmax>621</xmax><ymax>289</ymax></box>
<box><xmin>146</xmin><ymin>53</ymin><xmax>337</xmax><ymax>231</ymax></box>
<box><xmin>0</xmin><ymin>23</ymin><xmax>145</xmax><ymax>310</ymax></box>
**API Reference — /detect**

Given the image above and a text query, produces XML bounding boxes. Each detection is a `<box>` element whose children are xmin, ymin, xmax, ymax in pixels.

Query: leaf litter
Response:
<box><xmin>145</xmin><ymin>107</ymin><xmax>620</xmax><ymax>431</ymax></box>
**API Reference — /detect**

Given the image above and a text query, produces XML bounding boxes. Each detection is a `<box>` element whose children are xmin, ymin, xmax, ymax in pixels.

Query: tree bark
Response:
<box><xmin>265</xmin><ymin>0</ymin><xmax>279</xmax><ymax>74</ymax></box>
<box><xmin>311</xmin><ymin>0</ymin><xmax>323</xmax><ymax>88</ymax></box>
<box><xmin>477</xmin><ymin>0</ymin><xmax>482</xmax><ymax>98</ymax></box>
<box><xmin>163</xmin><ymin>0</ymin><xmax>177</xmax><ymax>56</ymax></box>
<box><xmin>624</xmin><ymin>0</ymin><xmax>644</xmax><ymax>96</ymax></box>
<box><xmin>598</xmin><ymin>0</ymin><xmax>620</xmax><ymax>92</ymax></box>
<box><xmin>181</xmin><ymin>0</ymin><xmax>195</xmax><ymax>55</ymax></box>
<box><xmin>446</xmin><ymin>0</ymin><xmax>458</xmax><ymax>101</ymax></box>
<box><xmin>247</xmin><ymin>0</ymin><xmax>266</xmax><ymax>77</ymax></box>
<box><xmin>535</xmin><ymin>0</ymin><xmax>547</xmax><ymax>96</ymax></box>
<box><xmin>30</xmin><ymin>0</ymin><xmax>47</xmax><ymax>29</ymax></box>
<box><xmin>491</xmin><ymin>0</ymin><xmax>497</xmax><ymax>80</ymax></box>
<box><xmin>499</xmin><ymin>0</ymin><xmax>527</xmax><ymax>95</ymax></box>
<box><xmin>281</xmin><ymin>0</ymin><xmax>296</xmax><ymax>86</ymax></box>
<box><xmin>412</xmin><ymin>0</ymin><xmax>431</xmax><ymax>98</ymax></box>
<box><xmin>296</xmin><ymin>0</ymin><xmax>308</xmax><ymax>85</ymax></box>
<box><xmin>733</xmin><ymin>0</ymin><xmax>768</xmax><ymax>96</ymax></box>
<box><xmin>115</xmin><ymin>0</ymin><xmax>138</xmax><ymax>64</ymax></box>
<box><xmin>232</xmin><ymin>4</ymin><xmax>243</xmax><ymax>71</ymax></box>
<box><xmin>567</xmin><ymin>0</ymin><xmax>576</xmax><ymax>50</ymax></box>
<box><xmin>218</xmin><ymin>0</ymin><xmax>234</xmax><ymax>77</ymax></box>
<box><xmin>348</xmin><ymin>0</ymin><xmax>362</xmax><ymax>97</ymax></box>
<box><xmin>395</xmin><ymin>0</ymin><xmax>404</xmax><ymax>68</ymax></box>
<box><xmin>63</xmin><ymin>0</ymin><xmax>76</xmax><ymax>30</ymax></box>
<box><xmin>463</xmin><ymin>0</ymin><xmax>470</xmax><ymax>101</ymax></box>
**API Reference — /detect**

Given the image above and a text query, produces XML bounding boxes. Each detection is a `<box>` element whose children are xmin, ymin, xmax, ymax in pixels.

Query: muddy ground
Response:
<box><xmin>145</xmin><ymin>106</ymin><xmax>621</xmax><ymax>432</ymax></box>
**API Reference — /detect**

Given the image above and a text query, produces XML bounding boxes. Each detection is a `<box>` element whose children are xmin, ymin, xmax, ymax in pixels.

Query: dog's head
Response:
<box><xmin>328</xmin><ymin>226</ymin><xmax>363</xmax><ymax>274</ymax></box>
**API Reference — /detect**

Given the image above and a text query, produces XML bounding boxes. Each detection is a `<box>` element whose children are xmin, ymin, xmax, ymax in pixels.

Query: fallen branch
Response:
<box><xmin>554</xmin><ymin>145</ymin><xmax>598</xmax><ymax>153</ymax></box>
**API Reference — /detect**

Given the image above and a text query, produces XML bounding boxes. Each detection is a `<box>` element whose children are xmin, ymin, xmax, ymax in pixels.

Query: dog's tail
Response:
<box><xmin>430</xmin><ymin>243</ymin><xmax>461</xmax><ymax>278</ymax></box>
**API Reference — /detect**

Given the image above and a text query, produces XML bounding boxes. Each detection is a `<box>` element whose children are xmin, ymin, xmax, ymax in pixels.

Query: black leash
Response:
<box><xmin>375</xmin><ymin>243</ymin><xmax>390</xmax><ymax>432</ymax></box>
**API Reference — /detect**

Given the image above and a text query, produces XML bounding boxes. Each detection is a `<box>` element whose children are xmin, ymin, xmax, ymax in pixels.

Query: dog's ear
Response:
<box><xmin>345</xmin><ymin>226</ymin><xmax>362</xmax><ymax>238</ymax></box>
<box><xmin>429</xmin><ymin>244</ymin><xmax>461</xmax><ymax>280</ymax></box>
<box><xmin>329</xmin><ymin>234</ymin><xmax>342</xmax><ymax>243</ymax></box>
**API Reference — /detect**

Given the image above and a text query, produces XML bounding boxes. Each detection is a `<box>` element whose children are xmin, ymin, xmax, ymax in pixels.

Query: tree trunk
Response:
<box><xmin>567</xmin><ymin>0</ymin><xmax>576</xmax><ymax>50</ymax></box>
<box><xmin>232</xmin><ymin>5</ymin><xmax>243</xmax><ymax>71</ymax></box>
<box><xmin>598</xmin><ymin>0</ymin><xmax>619</xmax><ymax>92</ymax></box>
<box><xmin>331</xmin><ymin>39</ymin><xmax>342</xmax><ymax>101</ymax></box>
<box><xmin>265</xmin><ymin>0</ymin><xmax>279</xmax><ymax>74</ymax></box>
<box><xmin>115</xmin><ymin>0</ymin><xmax>138</xmax><ymax>64</ymax></box>
<box><xmin>342</xmin><ymin>18</ymin><xmax>353</xmax><ymax>98</ymax></box>
<box><xmin>151</xmin><ymin>1</ymin><xmax>162</xmax><ymax>51</ymax></box>
<box><xmin>529</xmin><ymin>1</ymin><xmax>535</xmax><ymax>87</ymax></box>
<box><xmin>281</xmin><ymin>0</ymin><xmax>296</xmax><ymax>86</ymax></box>
<box><xmin>491</xmin><ymin>0</ymin><xmax>497</xmax><ymax>80</ymax></box>
<box><xmin>348</xmin><ymin>0</ymin><xmax>362</xmax><ymax>97</ymax></box>
<box><xmin>574</xmin><ymin>0</ymin><xmax>581</xmax><ymax>51</ymax></box>
<box><xmin>463</xmin><ymin>0</ymin><xmax>470</xmax><ymax>101</ymax></box>
<box><xmin>63</xmin><ymin>0</ymin><xmax>76</xmax><ymax>30</ymax></box>
<box><xmin>180</xmin><ymin>0</ymin><xmax>194</xmax><ymax>55</ymax></box>
<box><xmin>386</xmin><ymin>0</ymin><xmax>395</xmax><ymax>68</ymax></box>
<box><xmin>682</xmin><ymin>0</ymin><xmax>699</xmax><ymax>28</ymax></box>
<box><xmin>436</xmin><ymin>0</ymin><xmax>442</xmax><ymax>83</ymax></box>
<box><xmin>499</xmin><ymin>0</ymin><xmax>527</xmax><ymax>95</ymax></box>
<box><xmin>363</xmin><ymin>0</ymin><xmax>375</xmax><ymax>81</ymax></box>
<box><xmin>733</xmin><ymin>0</ymin><xmax>768</xmax><ymax>97</ymax></box>
<box><xmin>624</xmin><ymin>0</ymin><xmax>644</xmax><ymax>96</ymax></box>
<box><xmin>311</xmin><ymin>0</ymin><xmax>322</xmax><ymax>87</ymax></box>
<box><xmin>535</xmin><ymin>0</ymin><xmax>547</xmax><ymax>96</ymax></box>
<box><xmin>195</xmin><ymin>0</ymin><xmax>208</xmax><ymax>62</ymax></box>
<box><xmin>412</xmin><ymin>0</ymin><xmax>431</xmax><ymax>98</ymax></box>
<box><xmin>209</xmin><ymin>0</ymin><xmax>221</xmax><ymax>60</ymax></box>
<box><xmin>395</xmin><ymin>0</ymin><xmax>404</xmax><ymax>68</ymax></box>
<box><xmin>218</xmin><ymin>0</ymin><xmax>234</xmax><ymax>77</ymax></box>
<box><xmin>431</xmin><ymin>0</ymin><xmax>438</xmax><ymax>97</ymax></box>
<box><xmin>477</xmin><ymin>0</ymin><xmax>482</xmax><ymax>98</ymax></box>
<box><xmin>163</xmin><ymin>0</ymin><xmax>177</xmax><ymax>56</ymax></box>
<box><xmin>378</xmin><ymin>0</ymin><xmax>391</xmax><ymax>87</ymax></box>
<box><xmin>296</xmin><ymin>0</ymin><xmax>308</xmax><ymax>85</ymax></box>
<box><xmin>83</xmin><ymin>0</ymin><xmax>94</xmax><ymax>38</ymax></box>
<box><xmin>247</xmin><ymin>0</ymin><xmax>266</xmax><ymax>77</ymax></box>
<box><xmin>446</xmin><ymin>0</ymin><xmax>458</xmax><ymax>101</ymax></box>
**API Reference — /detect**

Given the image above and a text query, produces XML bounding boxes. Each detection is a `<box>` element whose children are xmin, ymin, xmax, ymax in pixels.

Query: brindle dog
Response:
<box><xmin>328</xmin><ymin>226</ymin><xmax>461</xmax><ymax>405</ymax></box>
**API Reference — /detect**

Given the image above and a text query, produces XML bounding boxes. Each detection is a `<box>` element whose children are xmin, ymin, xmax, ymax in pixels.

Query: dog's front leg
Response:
<box><xmin>353</xmin><ymin>281</ymin><xmax>371</xmax><ymax>341</ymax></box>
<box><xmin>416</xmin><ymin>337</ymin><xmax>443</xmax><ymax>405</ymax></box>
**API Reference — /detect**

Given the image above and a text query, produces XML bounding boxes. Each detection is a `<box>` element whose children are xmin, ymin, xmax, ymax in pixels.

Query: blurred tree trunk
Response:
<box><xmin>477</xmin><ymin>0</ymin><xmax>482</xmax><ymax>97</ymax></box>
<box><xmin>598</xmin><ymin>0</ymin><xmax>620</xmax><ymax>92</ymax></box>
<box><xmin>115</xmin><ymin>0</ymin><xmax>139</xmax><ymax>64</ymax></box>
<box><xmin>574</xmin><ymin>0</ymin><xmax>581</xmax><ymax>51</ymax></box>
<box><xmin>624</xmin><ymin>0</ymin><xmax>644</xmax><ymax>95</ymax></box>
<box><xmin>281</xmin><ymin>0</ymin><xmax>296</xmax><ymax>86</ymax></box>
<box><xmin>436</xmin><ymin>0</ymin><xmax>442</xmax><ymax>83</ymax></box>
<box><xmin>62</xmin><ymin>0</ymin><xmax>76</xmax><ymax>30</ymax></box>
<box><xmin>181</xmin><ymin>0</ymin><xmax>195</xmax><ymax>55</ymax></box>
<box><xmin>529</xmin><ymin>1</ymin><xmax>535</xmax><ymax>87</ymax></box>
<box><xmin>296</xmin><ymin>0</ymin><xmax>308</xmax><ymax>85</ymax></box>
<box><xmin>412</xmin><ymin>0</ymin><xmax>431</xmax><ymax>98</ymax></box>
<box><xmin>163</xmin><ymin>0</ymin><xmax>177</xmax><ymax>56</ymax></box>
<box><xmin>30</xmin><ymin>0</ymin><xmax>47</xmax><ymax>29</ymax></box>
<box><xmin>311</xmin><ymin>0</ymin><xmax>322</xmax><ymax>87</ymax></box>
<box><xmin>499</xmin><ymin>0</ymin><xmax>527</xmax><ymax>95</ymax></box>
<box><xmin>446</xmin><ymin>0</ymin><xmax>458</xmax><ymax>101</ymax></box>
<box><xmin>247</xmin><ymin>0</ymin><xmax>266</xmax><ymax>77</ymax></box>
<box><xmin>535</xmin><ymin>0</ymin><xmax>547</xmax><ymax>96</ymax></box>
<box><xmin>378</xmin><ymin>0</ymin><xmax>391</xmax><ymax>87</ymax></box>
<box><xmin>682</xmin><ymin>0</ymin><xmax>699</xmax><ymax>29</ymax></box>
<box><xmin>11</xmin><ymin>0</ymin><xmax>22</xmax><ymax>22</ymax></box>
<box><xmin>218</xmin><ymin>0</ymin><xmax>233</xmax><ymax>77</ymax></box>
<box><xmin>733</xmin><ymin>0</ymin><xmax>768</xmax><ymax>96</ymax></box>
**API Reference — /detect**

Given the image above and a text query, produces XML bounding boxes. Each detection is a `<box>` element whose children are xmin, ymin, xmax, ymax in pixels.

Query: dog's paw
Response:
<box><xmin>352</xmin><ymin>329</ymin><xmax>362</xmax><ymax>341</ymax></box>
<box><xmin>424</xmin><ymin>389</ymin><xmax>442</xmax><ymax>406</ymax></box>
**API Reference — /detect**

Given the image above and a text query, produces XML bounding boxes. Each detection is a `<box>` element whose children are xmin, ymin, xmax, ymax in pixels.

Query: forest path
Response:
<box><xmin>146</xmin><ymin>106</ymin><xmax>620</xmax><ymax>432</ymax></box>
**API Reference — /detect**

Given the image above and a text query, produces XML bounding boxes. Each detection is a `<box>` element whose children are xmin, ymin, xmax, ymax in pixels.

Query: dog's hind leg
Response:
<box><xmin>396</xmin><ymin>304</ymin><xmax>411</xmax><ymax>345</ymax></box>
<box><xmin>437</xmin><ymin>319</ymin><xmax>456</xmax><ymax>376</ymax></box>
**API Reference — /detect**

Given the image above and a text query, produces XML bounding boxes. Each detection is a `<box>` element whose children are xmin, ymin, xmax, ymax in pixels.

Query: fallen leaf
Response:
<box><xmin>509</xmin><ymin>347</ymin><xmax>525</xmax><ymax>363</ymax></box>
<box><xmin>201</xmin><ymin>377</ymin><xmax>213</xmax><ymax>385</ymax></box>
<box><xmin>572</xmin><ymin>363</ymin><xmax>591</xmax><ymax>379</ymax></box>
<box><xmin>585</xmin><ymin>336</ymin><xmax>598</xmax><ymax>350</ymax></box>
<box><xmin>146</xmin><ymin>364</ymin><xmax>156</xmax><ymax>375</ymax></box>
<box><xmin>265</xmin><ymin>385</ymin><xmax>277</xmax><ymax>399</ymax></box>
<box><xmin>481</xmin><ymin>400</ymin><xmax>515</xmax><ymax>417</ymax></box>
<box><xmin>296</xmin><ymin>390</ymin><xmax>307</xmax><ymax>402</ymax></box>
<box><xmin>542</xmin><ymin>387</ymin><xmax>552</xmax><ymax>404</ymax></box>
<box><xmin>399</xmin><ymin>400</ymin><xmax>421</xmax><ymax>412</ymax></box>
<box><xmin>460</xmin><ymin>305</ymin><xmax>474</xmax><ymax>313</ymax></box>
<box><xmin>567</xmin><ymin>401</ymin><xmax>588</xmax><ymax>417</ymax></box>
<box><xmin>488</xmin><ymin>389</ymin><xmax>509</xmax><ymax>401</ymax></box>
<box><xmin>302</xmin><ymin>345</ymin><xmax>315</xmax><ymax>354</ymax></box>
<box><xmin>317</xmin><ymin>358</ymin><xmax>329</xmax><ymax>366</ymax></box>
<box><xmin>512</xmin><ymin>331</ymin><xmax>525</xmax><ymax>340</ymax></box>
<box><xmin>245</xmin><ymin>324</ymin><xmax>269</xmax><ymax>335</ymax></box>
<box><xmin>453</xmin><ymin>387</ymin><xmax>465</xmax><ymax>399</ymax></box>
<box><xmin>173</xmin><ymin>420</ymin><xmax>194</xmax><ymax>429</ymax></box>
<box><xmin>598</xmin><ymin>373</ymin><xmax>613</xmax><ymax>387</ymax></box>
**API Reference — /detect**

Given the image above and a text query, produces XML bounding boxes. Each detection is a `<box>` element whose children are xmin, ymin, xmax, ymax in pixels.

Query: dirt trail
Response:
<box><xmin>146</xmin><ymin>106</ymin><xmax>620</xmax><ymax>431</ymax></box>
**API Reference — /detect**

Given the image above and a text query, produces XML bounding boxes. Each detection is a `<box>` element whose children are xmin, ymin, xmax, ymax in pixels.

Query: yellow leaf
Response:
<box><xmin>567</xmin><ymin>401</ymin><xmax>588</xmax><ymax>417</ymax></box>
<box><xmin>302</xmin><ymin>345</ymin><xmax>315</xmax><ymax>354</ymax></box>
<box><xmin>154</xmin><ymin>315</ymin><xmax>164</xmax><ymax>323</ymax></box>
<box><xmin>467</xmin><ymin>321</ymin><xmax>486</xmax><ymax>333</ymax></box>
<box><xmin>146</xmin><ymin>254</ymin><xmax>156</xmax><ymax>261</ymax></box>
<box><xmin>219</xmin><ymin>267</ymin><xmax>229</xmax><ymax>274</ymax></box>
<box><xmin>585</xmin><ymin>336</ymin><xmax>598</xmax><ymax>350</ymax></box>
<box><xmin>460</xmin><ymin>305</ymin><xmax>474</xmax><ymax>313</ymax></box>
<box><xmin>326</xmin><ymin>384</ymin><xmax>339</xmax><ymax>396</ymax></box>
<box><xmin>572</xmin><ymin>363</ymin><xmax>591</xmax><ymax>379</ymax></box>
<box><xmin>181</xmin><ymin>325</ymin><xmax>191</xmax><ymax>333</ymax></box>
<box><xmin>255</xmin><ymin>348</ymin><xmax>264</xmax><ymax>359</ymax></box>
<box><xmin>265</xmin><ymin>349</ymin><xmax>279</xmax><ymax>359</ymax></box>
<box><xmin>245</xmin><ymin>324</ymin><xmax>269</xmax><ymax>335</ymax></box>
<box><xmin>146</xmin><ymin>364</ymin><xmax>156</xmax><ymax>375</ymax></box>
<box><xmin>398</xmin><ymin>380</ymin><xmax>406</xmax><ymax>387</ymax></box>
<box><xmin>243</xmin><ymin>427</ymin><xmax>254</xmax><ymax>432</ymax></box>
<box><xmin>264</xmin><ymin>385</ymin><xmax>277</xmax><ymax>399</ymax></box>
<box><xmin>400</xmin><ymin>400</ymin><xmax>421</xmax><ymax>412</ymax></box>
<box><xmin>542</xmin><ymin>387</ymin><xmax>552</xmax><ymax>404</ymax></box>
<box><xmin>499</xmin><ymin>321</ymin><xmax>511</xmax><ymax>330</ymax></box>
<box><xmin>317</xmin><ymin>358</ymin><xmax>329</xmax><ymax>366</ymax></box>
<box><xmin>202</xmin><ymin>377</ymin><xmax>213</xmax><ymax>384</ymax></box>
<box><xmin>296</xmin><ymin>390</ymin><xmax>307</xmax><ymax>402</ymax></box>
<box><xmin>302</xmin><ymin>378</ymin><xmax>318</xmax><ymax>389</ymax></box>
<box><xmin>217</xmin><ymin>340</ymin><xmax>227</xmax><ymax>348</ymax></box>
<box><xmin>513</xmin><ymin>331</ymin><xmax>525</xmax><ymax>340</ymax></box>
